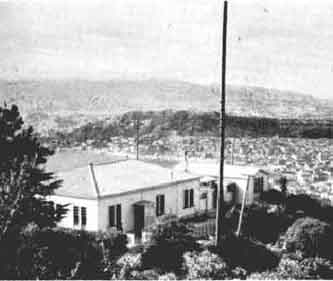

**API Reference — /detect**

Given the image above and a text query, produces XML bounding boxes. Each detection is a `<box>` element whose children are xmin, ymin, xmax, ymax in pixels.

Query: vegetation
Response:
<box><xmin>1</xmin><ymin>104</ymin><xmax>333</xmax><ymax>279</ymax></box>
<box><xmin>249</xmin><ymin>255</ymin><xmax>333</xmax><ymax>279</ymax></box>
<box><xmin>0</xmin><ymin>226</ymin><xmax>128</xmax><ymax>279</ymax></box>
<box><xmin>282</xmin><ymin>217</ymin><xmax>333</xmax><ymax>259</ymax></box>
<box><xmin>43</xmin><ymin>110</ymin><xmax>333</xmax><ymax>148</ymax></box>
<box><xmin>0</xmin><ymin>105</ymin><xmax>128</xmax><ymax>279</ymax></box>
<box><xmin>0</xmin><ymin>104</ymin><xmax>67</xmax><ymax>240</ymax></box>
<box><xmin>141</xmin><ymin>215</ymin><xmax>198</xmax><ymax>274</ymax></box>
<box><xmin>183</xmin><ymin>250</ymin><xmax>230</xmax><ymax>280</ymax></box>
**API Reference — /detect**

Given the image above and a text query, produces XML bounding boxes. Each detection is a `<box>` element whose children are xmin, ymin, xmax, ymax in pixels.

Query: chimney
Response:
<box><xmin>89</xmin><ymin>162</ymin><xmax>100</xmax><ymax>198</ymax></box>
<box><xmin>185</xmin><ymin>150</ymin><xmax>189</xmax><ymax>172</ymax></box>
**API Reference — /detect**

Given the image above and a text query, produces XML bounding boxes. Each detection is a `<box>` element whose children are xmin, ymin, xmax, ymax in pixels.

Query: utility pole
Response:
<box><xmin>136</xmin><ymin>117</ymin><xmax>140</xmax><ymax>160</ymax></box>
<box><xmin>215</xmin><ymin>0</ymin><xmax>228</xmax><ymax>247</ymax></box>
<box><xmin>231</xmin><ymin>138</ymin><xmax>235</xmax><ymax>165</ymax></box>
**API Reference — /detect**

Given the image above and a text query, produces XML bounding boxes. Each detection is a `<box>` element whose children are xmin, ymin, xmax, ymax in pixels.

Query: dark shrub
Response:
<box><xmin>141</xmin><ymin>215</ymin><xmax>198</xmax><ymax>273</ymax></box>
<box><xmin>282</xmin><ymin>217</ymin><xmax>333</xmax><ymax>259</ymax></box>
<box><xmin>286</xmin><ymin>194</ymin><xmax>321</xmax><ymax>216</ymax></box>
<box><xmin>261</xmin><ymin>189</ymin><xmax>286</xmax><ymax>205</ymax></box>
<box><xmin>0</xmin><ymin>227</ymin><xmax>127</xmax><ymax>279</ymax></box>
<box><xmin>227</xmin><ymin>202</ymin><xmax>293</xmax><ymax>244</ymax></box>
<box><xmin>214</xmin><ymin>233</ymin><xmax>279</xmax><ymax>272</ymax></box>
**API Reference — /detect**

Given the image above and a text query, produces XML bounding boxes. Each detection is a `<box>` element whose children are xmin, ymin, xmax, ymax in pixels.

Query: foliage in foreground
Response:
<box><xmin>0</xmin><ymin>226</ymin><xmax>127</xmax><ymax>279</ymax></box>
<box><xmin>0</xmin><ymin>104</ymin><xmax>67</xmax><ymax>241</ymax></box>
<box><xmin>281</xmin><ymin>217</ymin><xmax>333</xmax><ymax>259</ymax></box>
<box><xmin>183</xmin><ymin>250</ymin><xmax>232</xmax><ymax>280</ymax></box>
<box><xmin>141</xmin><ymin>215</ymin><xmax>198</xmax><ymax>273</ymax></box>
<box><xmin>249</xmin><ymin>255</ymin><xmax>333</xmax><ymax>280</ymax></box>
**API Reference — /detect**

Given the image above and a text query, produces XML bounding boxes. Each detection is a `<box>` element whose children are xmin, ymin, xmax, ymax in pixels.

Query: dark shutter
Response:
<box><xmin>156</xmin><ymin>196</ymin><xmax>159</xmax><ymax>216</ymax></box>
<box><xmin>190</xmin><ymin>189</ymin><xmax>194</xmax><ymax>207</ymax></box>
<box><xmin>156</xmin><ymin>195</ymin><xmax>165</xmax><ymax>216</ymax></box>
<box><xmin>160</xmin><ymin>195</ymin><xmax>165</xmax><ymax>215</ymax></box>
<box><xmin>73</xmin><ymin>206</ymin><xmax>79</xmax><ymax>225</ymax></box>
<box><xmin>116</xmin><ymin>204</ymin><xmax>122</xmax><ymax>229</ymax></box>
<box><xmin>109</xmin><ymin>206</ymin><xmax>115</xmax><ymax>227</ymax></box>
<box><xmin>183</xmin><ymin>190</ymin><xmax>188</xmax><ymax>209</ymax></box>
<box><xmin>81</xmin><ymin>207</ymin><xmax>87</xmax><ymax>226</ymax></box>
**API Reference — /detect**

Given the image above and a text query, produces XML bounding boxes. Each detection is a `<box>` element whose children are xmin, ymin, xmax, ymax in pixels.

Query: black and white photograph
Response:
<box><xmin>0</xmin><ymin>0</ymin><xmax>332</xmax><ymax>279</ymax></box>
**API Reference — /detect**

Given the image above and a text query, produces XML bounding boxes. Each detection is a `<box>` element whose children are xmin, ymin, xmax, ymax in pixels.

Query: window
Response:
<box><xmin>73</xmin><ymin>206</ymin><xmax>79</xmax><ymax>225</ymax></box>
<box><xmin>109</xmin><ymin>204</ymin><xmax>122</xmax><ymax>229</ymax></box>
<box><xmin>183</xmin><ymin>189</ymin><xmax>194</xmax><ymax>209</ymax></box>
<box><xmin>254</xmin><ymin>176</ymin><xmax>264</xmax><ymax>193</ymax></box>
<box><xmin>81</xmin><ymin>207</ymin><xmax>87</xmax><ymax>226</ymax></box>
<box><xmin>156</xmin><ymin>194</ymin><xmax>165</xmax><ymax>216</ymax></box>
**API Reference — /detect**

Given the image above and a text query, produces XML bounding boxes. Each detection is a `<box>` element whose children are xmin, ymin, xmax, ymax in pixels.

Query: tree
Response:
<box><xmin>0</xmin><ymin>104</ymin><xmax>67</xmax><ymax>241</ymax></box>
<box><xmin>282</xmin><ymin>217</ymin><xmax>333</xmax><ymax>259</ymax></box>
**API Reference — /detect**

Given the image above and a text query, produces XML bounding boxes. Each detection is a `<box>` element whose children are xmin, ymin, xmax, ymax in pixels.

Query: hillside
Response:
<box><xmin>0</xmin><ymin>79</ymin><xmax>332</xmax><ymax>134</ymax></box>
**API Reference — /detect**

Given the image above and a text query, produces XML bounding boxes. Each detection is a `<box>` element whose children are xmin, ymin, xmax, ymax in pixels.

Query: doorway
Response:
<box><xmin>134</xmin><ymin>204</ymin><xmax>144</xmax><ymax>239</ymax></box>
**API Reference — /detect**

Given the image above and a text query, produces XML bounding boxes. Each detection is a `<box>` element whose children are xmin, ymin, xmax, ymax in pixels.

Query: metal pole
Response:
<box><xmin>136</xmin><ymin>118</ymin><xmax>140</xmax><ymax>160</ymax></box>
<box><xmin>215</xmin><ymin>0</ymin><xmax>228</xmax><ymax>247</ymax></box>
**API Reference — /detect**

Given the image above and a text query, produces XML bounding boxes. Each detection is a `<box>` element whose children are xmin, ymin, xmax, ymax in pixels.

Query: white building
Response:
<box><xmin>50</xmin><ymin>158</ymin><xmax>272</xmax><ymax>241</ymax></box>
<box><xmin>174</xmin><ymin>159</ymin><xmax>272</xmax><ymax>206</ymax></box>
<box><xmin>50</xmin><ymin>159</ymin><xmax>204</xmax><ymax>237</ymax></box>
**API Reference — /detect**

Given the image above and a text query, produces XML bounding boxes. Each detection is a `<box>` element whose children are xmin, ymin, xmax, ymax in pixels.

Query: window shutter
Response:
<box><xmin>161</xmin><ymin>195</ymin><xmax>165</xmax><ymax>215</ymax></box>
<box><xmin>109</xmin><ymin>206</ymin><xmax>115</xmax><ymax>227</ymax></box>
<box><xmin>73</xmin><ymin>206</ymin><xmax>79</xmax><ymax>225</ymax></box>
<box><xmin>183</xmin><ymin>190</ymin><xmax>188</xmax><ymax>209</ymax></box>
<box><xmin>81</xmin><ymin>207</ymin><xmax>87</xmax><ymax>226</ymax></box>
<box><xmin>190</xmin><ymin>189</ymin><xmax>194</xmax><ymax>207</ymax></box>
<box><xmin>116</xmin><ymin>204</ymin><xmax>122</xmax><ymax>229</ymax></box>
<box><xmin>156</xmin><ymin>196</ymin><xmax>160</xmax><ymax>216</ymax></box>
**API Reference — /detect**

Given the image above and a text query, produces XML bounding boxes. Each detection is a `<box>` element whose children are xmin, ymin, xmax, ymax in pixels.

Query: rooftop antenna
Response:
<box><xmin>215</xmin><ymin>0</ymin><xmax>228</xmax><ymax>247</ymax></box>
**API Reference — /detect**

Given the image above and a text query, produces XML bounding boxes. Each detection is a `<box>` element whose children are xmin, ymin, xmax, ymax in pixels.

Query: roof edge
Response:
<box><xmin>98</xmin><ymin>176</ymin><xmax>201</xmax><ymax>199</ymax></box>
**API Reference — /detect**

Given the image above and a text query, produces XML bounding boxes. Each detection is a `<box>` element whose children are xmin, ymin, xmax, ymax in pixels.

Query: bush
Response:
<box><xmin>215</xmin><ymin>233</ymin><xmax>279</xmax><ymax>272</ymax></box>
<box><xmin>226</xmin><ymin>202</ymin><xmax>293</xmax><ymax>244</ymax></box>
<box><xmin>158</xmin><ymin>272</ymin><xmax>178</xmax><ymax>280</ymax></box>
<box><xmin>141</xmin><ymin>216</ymin><xmax>198</xmax><ymax>273</ymax></box>
<box><xmin>128</xmin><ymin>269</ymin><xmax>161</xmax><ymax>280</ymax></box>
<box><xmin>261</xmin><ymin>189</ymin><xmax>286</xmax><ymax>205</ymax></box>
<box><xmin>249</xmin><ymin>255</ymin><xmax>333</xmax><ymax>280</ymax></box>
<box><xmin>116</xmin><ymin>253</ymin><xmax>142</xmax><ymax>279</ymax></box>
<box><xmin>282</xmin><ymin>217</ymin><xmax>333</xmax><ymax>259</ymax></box>
<box><xmin>0</xmin><ymin>227</ymin><xmax>127</xmax><ymax>279</ymax></box>
<box><xmin>183</xmin><ymin>250</ymin><xmax>230</xmax><ymax>280</ymax></box>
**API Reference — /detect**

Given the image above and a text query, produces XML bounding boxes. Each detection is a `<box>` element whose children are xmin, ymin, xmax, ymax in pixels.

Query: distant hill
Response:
<box><xmin>0</xmin><ymin>79</ymin><xmax>332</xmax><ymax>134</ymax></box>
<box><xmin>43</xmin><ymin>110</ymin><xmax>332</xmax><ymax>150</ymax></box>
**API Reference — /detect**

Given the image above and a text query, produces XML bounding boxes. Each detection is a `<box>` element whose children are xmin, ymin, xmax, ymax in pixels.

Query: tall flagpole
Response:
<box><xmin>215</xmin><ymin>0</ymin><xmax>228</xmax><ymax>247</ymax></box>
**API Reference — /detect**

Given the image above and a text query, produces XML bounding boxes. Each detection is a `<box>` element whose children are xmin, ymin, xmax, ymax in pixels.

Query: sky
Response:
<box><xmin>1</xmin><ymin>0</ymin><xmax>333</xmax><ymax>99</ymax></box>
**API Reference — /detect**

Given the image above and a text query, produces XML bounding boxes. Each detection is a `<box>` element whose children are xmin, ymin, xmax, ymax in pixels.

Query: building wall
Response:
<box><xmin>48</xmin><ymin>195</ymin><xmax>99</xmax><ymax>231</ymax></box>
<box><xmin>98</xmin><ymin>179</ymin><xmax>204</xmax><ymax>232</ymax></box>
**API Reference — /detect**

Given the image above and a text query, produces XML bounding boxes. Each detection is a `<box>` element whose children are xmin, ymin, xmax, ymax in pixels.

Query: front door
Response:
<box><xmin>134</xmin><ymin>205</ymin><xmax>145</xmax><ymax>239</ymax></box>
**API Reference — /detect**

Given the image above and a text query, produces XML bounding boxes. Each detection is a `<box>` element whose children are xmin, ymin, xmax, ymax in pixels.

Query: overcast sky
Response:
<box><xmin>1</xmin><ymin>0</ymin><xmax>333</xmax><ymax>99</ymax></box>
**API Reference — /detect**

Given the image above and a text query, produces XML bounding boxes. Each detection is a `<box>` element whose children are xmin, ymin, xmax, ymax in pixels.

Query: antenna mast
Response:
<box><xmin>215</xmin><ymin>0</ymin><xmax>228</xmax><ymax>247</ymax></box>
